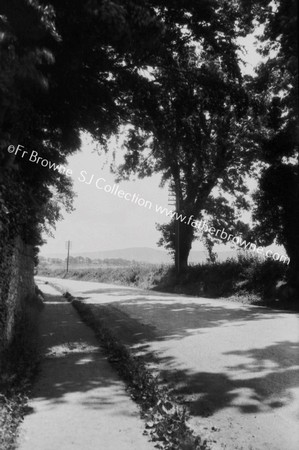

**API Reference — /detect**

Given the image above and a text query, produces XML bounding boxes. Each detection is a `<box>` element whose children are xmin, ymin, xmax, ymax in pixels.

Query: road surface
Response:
<box><xmin>17</xmin><ymin>282</ymin><xmax>155</xmax><ymax>450</ymax></box>
<box><xmin>38</xmin><ymin>277</ymin><xmax>299</xmax><ymax>450</ymax></box>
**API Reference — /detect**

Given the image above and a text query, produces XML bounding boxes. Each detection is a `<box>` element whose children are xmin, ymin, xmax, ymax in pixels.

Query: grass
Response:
<box><xmin>38</xmin><ymin>263</ymin><xmax>169</xmax><ymax>289</ymax></box>
<box><xmin>38</xmin><ymin>253</ymin><xmax>297</xmax><ymax>310</ymax></box>
<box><xmin>0</xmin><ymin>298</ymin><xmax>43</xmax><ymax>450</ymax></box>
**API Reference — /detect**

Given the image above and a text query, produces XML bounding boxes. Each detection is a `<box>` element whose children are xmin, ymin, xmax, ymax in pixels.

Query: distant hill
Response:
<box><xmin>77</xmin><ymin>247</ymin><xmax>171</xmax><ymax>263</ymax></box>
<box><xmin>40</xmin><ymin>246</ymin><xmax>238</xmax><ymax>264</ymax></box>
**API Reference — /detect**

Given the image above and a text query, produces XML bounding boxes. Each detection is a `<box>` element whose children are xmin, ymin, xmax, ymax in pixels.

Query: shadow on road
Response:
<box><xmin>92</xmin><ymin>292</ymin><xmax>290</xmax><ymax>341</ymax></box>
<box><xmin>160</xmin><ymin>341</ymin><xmax>299</xmax><ymax>416</ymax></box>
<box><xmin>28</xmin><ymin>292</ymin><xmax>135</xmax><ymax>412</ymax></box>
<box><xmin>76</xmin><ymin>285</ymin><xmax>299</xmax><ymax>417</ymax></box>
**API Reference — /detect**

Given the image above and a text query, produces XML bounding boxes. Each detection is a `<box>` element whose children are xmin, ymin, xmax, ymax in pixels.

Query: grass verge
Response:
<box><xmin>0</xmin><ymin>298</ymin><xmax>43</xmax><ymax>450</ymax></box>
<box><xmin>63</xmin><ymin>291</ymin><xmax>209</xmax><ymax>450</ymax></box>
<box><xmin>38</xmin><ymin>254</ymin><xmax>298</xmax><ymax>310</ymax></box>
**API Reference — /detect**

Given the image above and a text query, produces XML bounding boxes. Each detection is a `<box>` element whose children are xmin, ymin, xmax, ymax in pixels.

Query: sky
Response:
<box><xmin>40</xmin><ymin>32</ymin><xmax>286</xmax><ymax>259</ymax></box>
<box><xmin>42</xmin><ymin>134</ymin><xmax>176</xmax><ymax>255</ymax></box>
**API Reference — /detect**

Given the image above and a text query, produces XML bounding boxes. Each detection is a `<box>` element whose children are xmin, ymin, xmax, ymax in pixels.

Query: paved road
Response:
<box><xmin>39</xmin><ymin>277</ymin><xmax>299</xmax><ymax>450</ymax></box>
<box><xmin>17</xmin><ymin>282</ymin><xmax>154</xmax><ymax>450</ymax></box>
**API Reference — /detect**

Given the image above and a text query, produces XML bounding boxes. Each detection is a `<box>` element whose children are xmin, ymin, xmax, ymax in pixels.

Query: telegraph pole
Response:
<box><xmin>65</xmin><ymin>240</ymin><xmax>71</xmax><ymax>273</ymax></box>
<box><xmin>175</xmin><ymin>186</ymin><xmax>180</xmax><ymax>275</ymax></box>
<box><xmin>168</xmin><ymin>182</ymin><xmax>180</xmax><ymax>275</ymax></box>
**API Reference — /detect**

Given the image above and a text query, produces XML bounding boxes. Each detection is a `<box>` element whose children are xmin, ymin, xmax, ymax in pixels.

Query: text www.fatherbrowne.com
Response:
<box><xmin>7</xmin><ymin>144</ymin><xmax>289</xmax><ymax>265</ymax></box>
<box><xmin>156</xmin><ymin>207</ymin><xmax>290</xmax><ymax>265</ymax></box>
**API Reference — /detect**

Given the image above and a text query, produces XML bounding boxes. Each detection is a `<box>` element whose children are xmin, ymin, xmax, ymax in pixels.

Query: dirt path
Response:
<box><xmin>41</xmin><ymin>277</ymin><xmax>299</xmax><ymax>450</ymax></box>
<box><xmin>16</xmin><ymin>282</ymin><xmax>154</xmax><ymax>450</ymax></box>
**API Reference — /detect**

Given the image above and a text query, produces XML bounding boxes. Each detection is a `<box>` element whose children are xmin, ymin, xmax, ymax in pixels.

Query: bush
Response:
<box><xmin>158</xmin><ymin>254</ymin><xmax>287</xmax><ymax>298</ymax></box>
<box><xmin>37</xmin><ymin>255</ymin><xmax>288</xmax><ymax>300</ymax></box>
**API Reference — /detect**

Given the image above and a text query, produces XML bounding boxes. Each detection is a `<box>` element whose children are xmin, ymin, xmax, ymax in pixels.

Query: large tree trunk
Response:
<box><xmin>175</xmin><ymin>221</ymin><xmax>194</xmax><ymax>273</ymax></box>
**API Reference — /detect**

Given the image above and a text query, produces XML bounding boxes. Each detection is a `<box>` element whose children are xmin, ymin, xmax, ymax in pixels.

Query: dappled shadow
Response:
<box><xmin>224</xmin><ymin>340</ymin><xmax>299</xmax><ymax>372</ymax></box>
<box><xmin>33</xmin><ymin>351</ymin><xmax>127</xmax><ymax>410</ymax></box>
<box><xmin>80</xmin><ymin>303</ymin><xmax>158</xmax><ymax>365</ymax></box>
<box><xmin>70</xmin><ymin>286</ymin><xmax>293</xmax><ymax>347</ymax></box>
<box><xmin>26</xmin><ymin>292</ymin><xmax>137</xmax><ymax>414</ymax></box>
<box><xmin>76</xmin><ymin>286</ymin><xmax>172</xmax><ymax>298</ymax></box>
<box><xmin>107</xmin><ymin>296</ymin><xmax>290</xmax><ymax>343</ymax></box>
<box><xmin>78</xmin><ymin>289</ymin><xmax>299</xmax><ymax>418</ymax></box>
<box><xmin>159</xmin><ymin>340</ymin><xmax>299</xmax><ymax>416</ymax></box>
<box><xmin>171</xmin><ymin>369</ymin><xmax>299</xmax><ymax>416</ymax></box>
<box><xmin>37</xmin><ymin>280</ymin><xmax>299</xmax><ymax>425</ymax></box>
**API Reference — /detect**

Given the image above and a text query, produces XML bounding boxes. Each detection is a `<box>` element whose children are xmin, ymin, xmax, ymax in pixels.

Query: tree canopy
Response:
<box><xmin>116</xmin><ymin>1</ymin><xmax>257</xmax><ymax>268</ymax></box>
<box><xmin>0</xmin><ymin>0</ymin><xmax>165</xmax><ymax>246</ymax></box>
<box><xmin>250</xmin><ymin>0</ymin><xmax>298</xmax><ymax>290</ymax></box>
<box><xmin>0</xmin><ymin>0</ymin><xmax>298</xmax><ymax>297</ymax></box>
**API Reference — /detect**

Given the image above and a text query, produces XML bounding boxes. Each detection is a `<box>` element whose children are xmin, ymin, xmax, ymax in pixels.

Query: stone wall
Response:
<box><xmin>0</xmin><ymin>236</ymin><xmax>35</xmax><ymax>350</ymax></box>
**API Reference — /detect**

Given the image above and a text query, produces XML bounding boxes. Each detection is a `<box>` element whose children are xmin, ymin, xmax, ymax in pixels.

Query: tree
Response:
<box><xmin>0</xmin><ymin>0</ymin><xmax>261</xmax><ymax>273</ymax></box>
<box><xmin>251</xmin><ymin>0</ymin><xmax>298</xmax><ymax>297</ymax></box>
<box><xmin>117</xmin><ymin>2</ymin><xmax>256</xmax><ymax>270</ymax></box>
<box><xmin>0</xmin><ymin>0</ymin><xmax>65</xmax><ymax>247</ymax></box>
<box><xmin>0</xmin><ymin>0</ymin><xmax>166</xmax><ymax>249</ymax></box>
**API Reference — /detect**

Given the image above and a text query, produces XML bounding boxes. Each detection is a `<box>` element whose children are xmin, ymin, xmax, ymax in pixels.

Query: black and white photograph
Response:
<box><xmin>0</xmin><ymin>1</ymin><xmax>298</xmax><ymax>449</ymax></box>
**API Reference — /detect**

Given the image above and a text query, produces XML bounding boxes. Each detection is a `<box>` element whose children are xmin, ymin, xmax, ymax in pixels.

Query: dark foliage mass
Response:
<box><xmin>0</xmin><ymin>1</ymin><xmax>298</xmax><ymax>296</ymax></box>
<box><xmin>251</xmin><ymin>0</ymin><xmax>299</xmax><ymax>292</ymax></box>
<box><xmin>0</xmin><ymin>0</ymin><xmax>165</xmax><ymax>248</ymax></box>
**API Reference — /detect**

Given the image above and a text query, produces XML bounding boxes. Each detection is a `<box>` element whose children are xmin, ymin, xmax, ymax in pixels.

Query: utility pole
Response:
<box><xmin>168</xmin><ymin>182</ymin><xmax>180</xmax><ymax>275</ymax></box>
<box><xmin>65</xmin><ymin>240</ymin><xmax>71</xmax><ymax>273</ymax></box>
<box><xmin>175</xmin><ymin>186</ymin><xmax>180</xmax><ymax>275</ymax></box>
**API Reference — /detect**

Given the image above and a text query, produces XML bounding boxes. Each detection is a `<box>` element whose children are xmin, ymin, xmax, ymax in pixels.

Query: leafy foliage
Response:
<box><xmin>0</xmin><ymin>0</ymin><xmax>166</xmax><ymax>248</ymax></box>
<box><xmin>117</xmin><ymin>2</ymin><xmax>257</xmax><ymax>268</ymax></box>
<box><xmin>38</xmin><ymin>255</ymin><xmax>290</xmax><ymax>305</ymax></box>
<box><xmin>250</xmin><ymin>0</ymin><xmax>299</xmax><ymax>291</ymax></box>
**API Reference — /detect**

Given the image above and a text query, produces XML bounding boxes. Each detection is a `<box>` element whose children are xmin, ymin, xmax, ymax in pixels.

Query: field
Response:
<box><xmin>37</xmin><ymin>254</ymin><xmax>296</xmax><ymax>310</ymax></box>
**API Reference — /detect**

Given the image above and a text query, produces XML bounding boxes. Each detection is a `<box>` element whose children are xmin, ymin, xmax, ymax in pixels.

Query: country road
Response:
<box><xmin>37</xmin><ymin>277</ymin><xmax>299</xmax><ymax>450</ymax></box>
<box><xmin>17</xmin><ymin>282</ymin><xmax>155</xmax><ymax>450</ymax></box>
